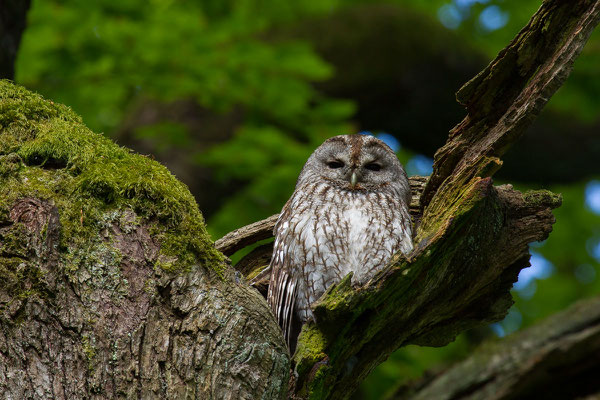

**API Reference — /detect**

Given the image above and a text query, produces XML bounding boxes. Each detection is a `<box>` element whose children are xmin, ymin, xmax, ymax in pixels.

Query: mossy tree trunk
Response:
<box><xmin>0</xmin><ymin>84</ymin><xmax>289</xmax><ymax>398</ymax></box>
<box><xmin>0</xmin><ymin>1</ymin><xmax>599</xmax><ymax>400</ymax></box>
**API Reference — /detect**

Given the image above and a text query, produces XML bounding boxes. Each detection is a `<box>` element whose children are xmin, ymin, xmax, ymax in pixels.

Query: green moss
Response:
<box><xmin>0</xmin><ymin>257</ymin><xmax>49</xmax><ymax>316</ymax></box>
<box><xmin>0</xmin><ymin>80</ymin><xmax>224</xmax><ymax>277</ymax></box>
<box><xmin>307</xmin><ymin>362</ymin><xmax>332</xmax><ymax>399</ymax></box>
<box><xmin>246</xmin><ymin>264</ymin><xmax>269</xmax><ymax>281</ymax></box>
<box><xmin>0</xmin><ymin>153</ymin><xmax>23</xmax><ymax>178</ymax></box>
<box><xmin>0</xmin><ymin>205</ymin><xmax>8</xmax><ymax>224</ymax></box>
<box><xmin>318</xmin><ymin>273</ymin><xmax>354</xmax><ymax>310</ymax></box>
<box><xmin>81</xmin><ymin>333</ymin><xmax>97</xmax><ymax>360</ymax></box>
<box><xmin>294</xmin><ymin>326</ymin><xmax>329</xmax><ymax>376</ymax></box>
<box><xmin>417</xmin><ymin>177</ymin><xmax>491</xmax><ymax>243</ymax></box>
<box><xmin>81</xmin><ymin>333</ymin><xmax>98</xmax><ymax>374</ymax></box>
<box><xmin>292</xmin><ymin>325</ymin><xmax>332</xmax><ymax>398</ymax></box>
<box><xmin>523</xmin><ymin>189</ymin><xmax>562</xmax><ymax>209</ymax></box>
<box><xmin>0</xmin><ymin>224</ymin><xmax>30</xmax><ymax>258</ymax></box>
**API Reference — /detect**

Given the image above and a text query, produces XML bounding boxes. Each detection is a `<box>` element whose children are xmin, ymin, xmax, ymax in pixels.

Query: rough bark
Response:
<box><xmin>0</xmin><ymin>81</ymin><xmax>289</xmax><ymax>399</ymax></box>
<box><xmin>0</xmin><ymin>0</ymin><xmax>31</xmax><ymax>79</ymax></box>
<box><xmin>389</xmin><ymin>295</ymin><xmax>600</xmax><ymax>400</ymax></box>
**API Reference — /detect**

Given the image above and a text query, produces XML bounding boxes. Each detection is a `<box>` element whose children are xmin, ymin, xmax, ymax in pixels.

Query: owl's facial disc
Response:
<box><xmin>299</xmin><ymin>134</ymin><xmax>407</xmax><ymax>194</ymax></box>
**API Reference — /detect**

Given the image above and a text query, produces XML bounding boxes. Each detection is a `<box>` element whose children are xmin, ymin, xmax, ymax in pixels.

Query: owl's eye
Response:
<box><xmin>327</xmin><ymin>161</ymin><xmax>344</xmax><ymax>169</ymax></box>
<box><xmin>365</xmin><ymin>163</ymin><xmax>381</xmax><ymax>171</ymax></box>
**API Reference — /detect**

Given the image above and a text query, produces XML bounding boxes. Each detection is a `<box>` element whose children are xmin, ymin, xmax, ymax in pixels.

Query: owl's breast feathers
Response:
<box><xmin>267</xmin><ymin>181</ymin><xmax>412</xmax><ymax>351</ymax></box>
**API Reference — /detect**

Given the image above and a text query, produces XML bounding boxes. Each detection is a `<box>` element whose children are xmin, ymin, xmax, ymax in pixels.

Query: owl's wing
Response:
<box><xmin>267</xmin><ymin>202</ymin><xmax>302</xmax><ymax>352</ymax></box>
<box><xmin>268</xmin><ymin>260</ymin><xmax>298</xmax><ymax>351</ymax></box>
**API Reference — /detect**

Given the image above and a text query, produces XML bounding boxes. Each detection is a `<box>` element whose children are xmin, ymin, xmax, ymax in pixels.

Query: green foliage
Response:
<box><xmin>17</xmin><ymin>0</ymin><xmax>357</xmax><ymax>241</ymax></box>
<box><xmin>134</xmin><ymin>121</ymin><xmax>192</xmax><ymax>153</ymax></box>
<box><xmin>16</xmin><ymin>0</ymin><xmax>344</xmax><ymax>134</ymax></box>
<box><xmin>200</xmin><ymin>124</ymin><xmax>355</xmax><ymax>237</ymax></box>
<box><xmin>361</xmin><ymin>338</ymin><xmax>473</xmax><ymax>399</ymax></box>
<box><xmin>408</xmin><ymin>0</ymin><xmax>600</xmax><ymax>121</ymax></box>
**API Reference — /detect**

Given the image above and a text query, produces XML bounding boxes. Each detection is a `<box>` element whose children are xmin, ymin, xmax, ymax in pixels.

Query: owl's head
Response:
<box><xmin>298</xmin><ymin>134</ymin><xmax>410</xmax><ymax>197</ymax></box>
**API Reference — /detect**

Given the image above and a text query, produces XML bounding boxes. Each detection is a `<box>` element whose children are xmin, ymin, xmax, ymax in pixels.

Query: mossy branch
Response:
<box><xmin>290</xmin><ymin>182</ymin><xmax>560</xmax><ymax>399</ymax></box>
<box><xmin>420</xmin><ymin>0</ymin><xmax>600</xmax><ymax>211</ymax></box>
<box><xmin>289</xmin><ymin>1</ymin><xmax>598</xmax><ymax>397</ymax></box>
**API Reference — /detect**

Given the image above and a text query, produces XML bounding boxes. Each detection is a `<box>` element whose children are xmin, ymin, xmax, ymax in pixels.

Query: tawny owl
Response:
<box><xmin>267</xmin><ymin>134</ymin><xmax>413</xmax><ymax>352</ymax></box>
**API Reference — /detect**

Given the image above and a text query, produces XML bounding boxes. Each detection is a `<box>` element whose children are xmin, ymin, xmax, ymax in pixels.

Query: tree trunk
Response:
<box><xmin>0</xmin><ymin>0</ymin><xmax>598</xmax><ymax>399</ymax></box>
<box><xmin>0</xmin><ymin>0</ymin><xmax>31</xmax><ymax>80</ymax></box>
<box><xmin>0</xmin><ymin>82</ymin><xmax>289</xmax><ymax>399</ymax></box>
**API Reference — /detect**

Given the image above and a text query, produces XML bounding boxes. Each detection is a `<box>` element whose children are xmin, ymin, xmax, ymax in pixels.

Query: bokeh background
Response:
<box><xmin>9</xmin><ymin>0</ymin><xmax>600</xmax><ymax>398</ymax></box>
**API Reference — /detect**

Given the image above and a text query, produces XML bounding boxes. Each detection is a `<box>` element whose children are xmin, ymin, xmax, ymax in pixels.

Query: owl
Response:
<box><xmin>267</xmin><ymin>134</ymin><xmax>413</xmax><ymax>352</ymax></box>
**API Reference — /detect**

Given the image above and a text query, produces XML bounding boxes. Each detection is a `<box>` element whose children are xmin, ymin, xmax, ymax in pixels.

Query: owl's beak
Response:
<box><xmin>350</xmin><ymin>171</ymin><xmax>358</xmax><ymax>188</ymax></box>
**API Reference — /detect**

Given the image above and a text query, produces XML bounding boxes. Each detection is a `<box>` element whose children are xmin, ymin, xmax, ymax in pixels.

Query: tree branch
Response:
<box><xmin>389</xmin><ymin>295</ymin><xmax>600</xmax><ymax>400</ymax></box>
<box><xmin>290</xmin><ymin>181</ymin><xmax>560</xmax><ymax>399</ymax></box>
<box><xmin>420</xmin><ymin>0</ymin><xmax>600</xmax><ymax>212</ymax></box>
<box><xmin>215</xmin><ymin>213</ymin><xmax>279</xmax><ymax>256</ymax></box>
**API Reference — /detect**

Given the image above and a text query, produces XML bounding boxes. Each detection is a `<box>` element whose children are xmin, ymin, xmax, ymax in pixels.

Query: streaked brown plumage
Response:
<box><xmin>267</xmin><ymin>134</ymin><xmax>413</xmax><ymax>352</ymax></box>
